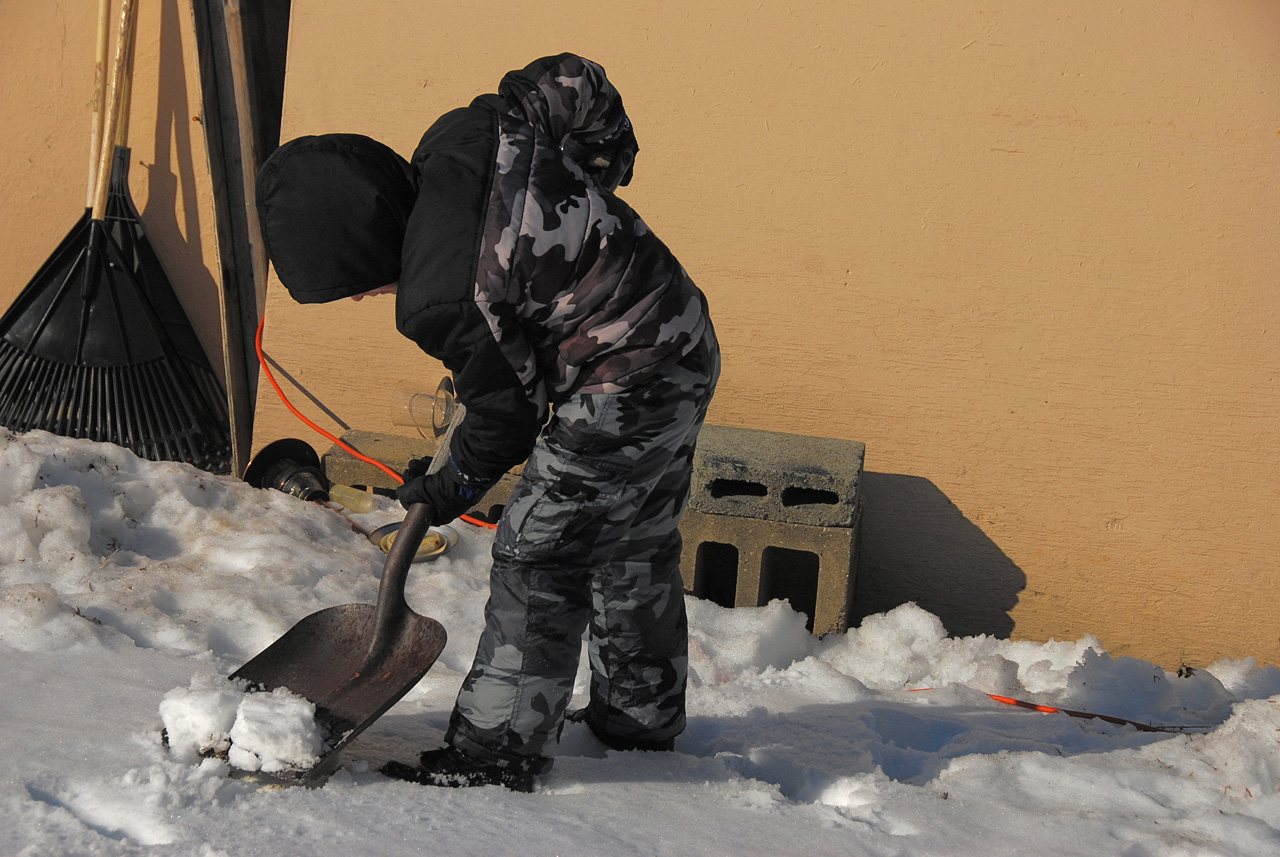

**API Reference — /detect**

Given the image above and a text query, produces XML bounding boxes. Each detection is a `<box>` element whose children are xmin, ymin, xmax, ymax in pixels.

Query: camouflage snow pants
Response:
<box><xmin>446</xmin><ymin>325</ymin><xmax>720</xmax><ymax>765</ymax></box>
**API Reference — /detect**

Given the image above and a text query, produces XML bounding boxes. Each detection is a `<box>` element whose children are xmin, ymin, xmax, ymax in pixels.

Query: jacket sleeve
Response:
<box><xmin>400</xmin><ymin>300</ymin><xmax>542</xmax><ymax>483</ymax></box>
<box><xmin>397</xmin><ymin>105</ymin><xmax>543</xmax><ymax>483</ymax></box>
<box><xmin>497</xmin><ymin>53</ymin><xmax>631</xmax><ymax>147</ymax></box>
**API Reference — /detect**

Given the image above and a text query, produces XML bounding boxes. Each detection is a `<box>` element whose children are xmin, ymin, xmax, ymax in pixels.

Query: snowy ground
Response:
<box><xmin>1</xmin><ymin>428</ymin><xmax>1278</xmax><ymax>856</ymax></box>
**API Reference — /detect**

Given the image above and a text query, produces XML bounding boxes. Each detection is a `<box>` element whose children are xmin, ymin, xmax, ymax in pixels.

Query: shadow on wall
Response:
<box><xmin>139</xmin><ymin>0</ymin><xmax>223</xmax><ymax>351</ymax></box>
<box><xmin>852</xmin><ymin>472</ymin><xmax>1024</xmax><ymax>639</ymax></box>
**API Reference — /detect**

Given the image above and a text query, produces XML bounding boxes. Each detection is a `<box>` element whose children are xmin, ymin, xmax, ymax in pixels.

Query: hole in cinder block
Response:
<box><xmin>709</xmin><ymin>479</ymin><xmax>768</xmax><ymax>499</ymax></box>
<box><xmin>780</xmin><ymin>486</ymin><xmax>840</xmax><ymax>507</ymax></box>
<box><xmin>693</xmin><ymin>541</ymin><xmax>739</xmax><ymax>609</ymax></box>
<box><xmin>760</xmin><ymin>546</ymin><xmax>819</xmax><ymax>631</ymax></box>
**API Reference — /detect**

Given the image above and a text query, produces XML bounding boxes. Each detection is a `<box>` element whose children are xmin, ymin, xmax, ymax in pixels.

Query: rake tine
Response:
<box><xmin>21</xmin><ymin>358</ymin><xmax>45</xmax><ymax>431</ymax></box>
<box><xmin>147</xmin><ymin>363</ymin><xmax>179</xmax><ymax>462</ymax></box>
<box><xmin>0</xmin><ymin>346</ymin><xmax>22</xmax><ymax>425</ymax></box>
<box><xmin>118</xmin><ymin>370</ymin><xmax>132</xmax><ymax>451</ymax></box>
<box><xmin>84</xmin><ymin>365</ymin><xmax>100</xmax><ymax>440</ymax></box>
<box><xmin>155</xmin><ymin>360</ymin><xmax>197</xmax><ymax>459</ymax></box>
<box><xmin>108</xmin><ymin>366</ymin><xmax>130</xmax><ymax>455</ymax></box>
<box><xmin>56</xmin><ymin>361</ymin><xmax>75</xmax><ymax>436</ymax></box>
<box><xmin>126</xmin><ymin>364</ymin><xmax>149</xmax><ymax>461</ymax></box>
<box><xmin>2</xmin><ymin>352</ymin><xmax>34</xmax><ymax>428</ymax></box>
<box><xmin>74</xmin><ymin>364</ymin><xmax>90</xmax><ymax>439</ymax></box>
<box><xmin>133</xmin><ymin>362</ymin><xmax>165</xmax><ymax>460</ymax></box>
<box><xmin>48</xmin><ymin>361</ymin><xmax>68</xmax><ymax>436</ymax></box>
<box><xmin>72</xmin><ymin>362</ymin><xmax>91</xmax><ymax>437</ymax></box>
<box><xmin>90</xmin><ymin>365</ymin><xmax>105</xmax><ymax>441</ymax></box>
<box><xmin>15</xmin><ymin>356</ymin><xmax>53</xmax><ymax>430</ymax></box>
<box><xmin>157</xmin><ymin>358</ymin><xmax>207</xmax><ymax>451</ymax></box>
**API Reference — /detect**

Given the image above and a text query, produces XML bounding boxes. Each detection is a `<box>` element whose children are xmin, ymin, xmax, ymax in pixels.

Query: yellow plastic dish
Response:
<box><xmin>368</xmin><ymin>523</ymin><xmax>457</xmax><ymax>561</ymax></box>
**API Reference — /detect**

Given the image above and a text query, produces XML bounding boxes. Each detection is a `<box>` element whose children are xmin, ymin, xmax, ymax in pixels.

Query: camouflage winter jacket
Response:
<box><xmin>397</xmin><ymin>54</ymin><xmax>709</xmax><ymax>484</ymax></box>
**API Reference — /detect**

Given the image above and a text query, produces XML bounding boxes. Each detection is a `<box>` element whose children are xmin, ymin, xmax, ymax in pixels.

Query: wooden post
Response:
<box><xmin>189</xmin><ymin>0</ymin><xmax>290</xmax><ymax>476</ymax></box>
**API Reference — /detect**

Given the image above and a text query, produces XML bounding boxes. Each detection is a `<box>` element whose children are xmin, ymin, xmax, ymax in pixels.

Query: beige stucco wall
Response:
<box><xmin>254</xmin><ymin>0</ymin><xmax>1280</xmax><ymax>670</ymax></box>
<box><xmin>0</xmin><ymin>0</ymin><xmax>225</xmax><ymax>383</ymax></box>
<box><xmin>5</xmin><ymin>2</ymin><xmax>1276</xmax><ymax>669</ymax></box>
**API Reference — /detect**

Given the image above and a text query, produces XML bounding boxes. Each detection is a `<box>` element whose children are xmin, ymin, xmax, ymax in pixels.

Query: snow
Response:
<box><xmin>159</xmin><ymin>677</ymin><xmax>329</xmax><ymax>775</ymax></box>
<box><xmin>2</xmin><ymin>427</ymin><xmax>1279</xmax><ymax>856</ymax></box>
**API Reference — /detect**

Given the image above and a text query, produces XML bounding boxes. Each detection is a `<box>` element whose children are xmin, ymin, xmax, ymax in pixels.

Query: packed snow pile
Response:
<box><xmin>160</xmin><ymin>676</ymin><xmax>328</xmax><ymax>774</ymax></box>
<box><xmin>2</xmin><ymin>427</ymin><xmax>1280</xmax><ymax>857</ymax></box>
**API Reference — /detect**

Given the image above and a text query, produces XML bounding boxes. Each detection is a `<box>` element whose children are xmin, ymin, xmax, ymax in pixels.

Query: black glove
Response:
<box><xmin>396</xmin><ymin>456</ymin><xmax>495</xmax><ymax>524</ymax></box>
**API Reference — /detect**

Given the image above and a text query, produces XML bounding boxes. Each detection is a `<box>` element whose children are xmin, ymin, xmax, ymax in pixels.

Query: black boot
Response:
<box><xmin>565</xmin><ymin>708</ymin><xmax>676</xmax><ymax>752</ymax></box>
<box><xmin>380</xmin><ymin>746</ymin><xmax>549</xmax><ymax>793</ymax></box>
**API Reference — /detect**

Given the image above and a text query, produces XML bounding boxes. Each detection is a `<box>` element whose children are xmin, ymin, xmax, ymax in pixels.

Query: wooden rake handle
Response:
<box><xmin>90</xmin><ymin>0</ymin><xmax>137</xmax><ymax>223</ymax></box>
<box><xmin>86</xmin><ymin>0</ymin><xmax>112</xmax><ymax>208</ymax></box>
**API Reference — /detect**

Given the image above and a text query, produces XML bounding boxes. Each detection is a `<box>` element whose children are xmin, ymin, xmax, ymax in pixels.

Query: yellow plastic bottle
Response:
<box><xmin>327</xmin><ymin>483</ymin><xmax>374</xmax><ymax>514</ymax></box>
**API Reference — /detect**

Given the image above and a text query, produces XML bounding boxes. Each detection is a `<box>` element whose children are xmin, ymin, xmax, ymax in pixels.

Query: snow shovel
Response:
<box><xmin>230</xmin><ymin>502</ymin><xmax>447</xmax><ymax>785</ymax></box>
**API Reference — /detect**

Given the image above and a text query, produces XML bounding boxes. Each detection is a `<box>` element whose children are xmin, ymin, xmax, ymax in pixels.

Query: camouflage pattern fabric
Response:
<box><xmin>446</xmin><ymin>323</ymin><xmax>720</xmax><ymax>765</ymax></box>
<box><xmin>474</xmin><ymin>54</ymin><xmax>708</xmax><ymax>411</ymax></box>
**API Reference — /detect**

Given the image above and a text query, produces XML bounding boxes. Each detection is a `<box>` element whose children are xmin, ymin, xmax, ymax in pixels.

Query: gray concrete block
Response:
<box><xmin>321</xmin><ymin>430</ymin><xmax>434</xmax><ymax>488</ymax></box>
<box><xmin>679</xmin><ymin>504</ymin><xmax>861</xmax><ymax>636</ymax></box>
<box><xmin>689</xmin><ymin>425</ymin><xmax>865</xmax><ymax>528</ymax></box>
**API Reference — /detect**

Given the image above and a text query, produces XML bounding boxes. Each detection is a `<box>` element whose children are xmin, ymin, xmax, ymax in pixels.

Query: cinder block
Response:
<box><xmin>320</xmin><ymin>430</ymin><xmax>429</xmax><ymax>488</ymax></box>
<box><xmin>689</xmin><ymin>425</ymin><xmax>865</xmax><ymax>528</ymax></box>
<box><xmin>681</xmin><ymin>426</ymin><xmax>864</xmax><ymax>635</ymax></box>
<box><xmin>321</xmin><ymin>430</ymin><xmax>519</xmax><ymax>521</ymax></box>
<box><xmin>679</xmin><ymin>507</ymin><xmax>860</xmax><ymax>635</ymax></box>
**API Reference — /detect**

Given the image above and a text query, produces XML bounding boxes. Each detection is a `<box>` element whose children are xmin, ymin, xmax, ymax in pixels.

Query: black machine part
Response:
<box><xmin>243</xmin><ymin>437</ymin><xmax>329</xmax><ymax>502</ymax></box>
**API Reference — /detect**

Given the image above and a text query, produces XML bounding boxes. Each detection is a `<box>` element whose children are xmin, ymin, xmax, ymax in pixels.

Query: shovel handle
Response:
<box><xmin>366</xmin><ymin>503</ymin><xmax>433</xmax><ymax>660</ymax></box>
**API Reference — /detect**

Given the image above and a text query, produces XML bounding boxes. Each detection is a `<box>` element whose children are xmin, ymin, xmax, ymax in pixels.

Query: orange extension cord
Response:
<box><xmin>910</xmin><ymin>688</ymin><xmax>1196</xmax><ymax>733</ymax></box>
<box><xmin>255</xmin><ymin>313</ymin><xmax>497</xmax><ymax>529</ymax></box>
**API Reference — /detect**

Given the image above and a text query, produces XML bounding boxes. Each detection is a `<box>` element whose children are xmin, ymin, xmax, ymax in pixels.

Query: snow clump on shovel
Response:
<box><xmin>160</xmin><ymin>674</ymin><xmax>327</xmax><ymax>774</ymax></box>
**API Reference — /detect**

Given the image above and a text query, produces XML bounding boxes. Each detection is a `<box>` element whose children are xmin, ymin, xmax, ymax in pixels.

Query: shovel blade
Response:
<box><xmin>230</xmin><ymin>602</ymin><xmax>447</xmax><ymax>784</ymax></box>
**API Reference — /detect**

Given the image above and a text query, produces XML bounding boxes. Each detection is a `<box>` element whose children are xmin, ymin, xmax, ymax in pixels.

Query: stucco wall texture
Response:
<box><xmin>5</xmin><ymin>1</ymin><xmax>1278</xmax><ymax>668</ymax></box>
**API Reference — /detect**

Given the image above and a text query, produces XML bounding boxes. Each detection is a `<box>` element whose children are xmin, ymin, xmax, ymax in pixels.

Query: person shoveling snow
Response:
<box><xmin>255</xmin><ymin>52</ymin><xmax>718</xmax><ymax>791</ymax></box>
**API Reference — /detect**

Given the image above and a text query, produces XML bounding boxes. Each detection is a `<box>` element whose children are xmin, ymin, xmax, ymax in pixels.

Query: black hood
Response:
<box><xmin>256</xmin><ymin>134</ymin><xmax>416</xmax><ymax>304</ymax></box>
